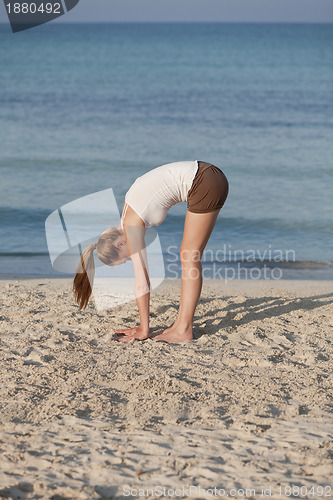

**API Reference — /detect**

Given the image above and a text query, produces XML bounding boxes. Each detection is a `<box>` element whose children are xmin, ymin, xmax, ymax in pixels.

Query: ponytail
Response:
<box><xmin>73</xmin><ymin>226</ymin><xmax>123</xmax><ymax>310</ymax></box>
<box><xmin>73</xmin><ymin>243</ymin><xmax>96</xmax><ymax>310</ymax></box>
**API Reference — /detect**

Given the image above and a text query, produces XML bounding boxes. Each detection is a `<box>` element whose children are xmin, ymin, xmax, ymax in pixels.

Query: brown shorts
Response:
<box><xmin>187</xmin><ymin>161</ymin><xmax>229</xmax><ymax>213</ymax></box>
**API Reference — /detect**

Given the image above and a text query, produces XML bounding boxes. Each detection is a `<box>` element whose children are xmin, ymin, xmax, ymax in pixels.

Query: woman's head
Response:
<box><xmin>95</xmin><ymin>227</ymin><xmax>129</xmax><ymax>266</ymax></box>
<box><xmin>73</xmin><ymin>227</ymin><xmax>130</xmax><ymax>310</ymax></box>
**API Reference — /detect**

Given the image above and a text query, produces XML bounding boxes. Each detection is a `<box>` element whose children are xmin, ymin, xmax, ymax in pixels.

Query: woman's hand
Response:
<box><xmin>115</xmin><ymin>325</ymin><xmax>149</xmax><ymax>341</ymax></box>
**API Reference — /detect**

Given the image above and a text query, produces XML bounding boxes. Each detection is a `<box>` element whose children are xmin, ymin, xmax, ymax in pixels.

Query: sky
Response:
<box><xmin>1</xmin><ymin>0</ymin><xmax>333</xmax><ymax>23</ymax></box>
<box><xmin>59</xmin><ymin>0</ymin><xmax>333</xmax><ymax>23</ymax></box>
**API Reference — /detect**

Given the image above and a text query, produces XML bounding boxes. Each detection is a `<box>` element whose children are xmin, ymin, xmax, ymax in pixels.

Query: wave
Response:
<box><xmin>0</xmin><ymin>252</ymin><xmax>49</xmax><ymax>257</ymax></box>
<box><xmin>0</xmin><ymin>206</ymin><xmax>51</xmax><ymax>225</ymax></box>
<box><xmin>0</xmin><ymin>209</ymin><xmax>332</xmax><ymax>231</ymax></box>
<box><xmin>217</xmin><ymin>217</ymin><xmax>333</xmax><ymax>233</ymax></box>
<box><xmin>0</xmin><ymin>251</ymin><xmax>331</xmax><ymax>268</ymax></box>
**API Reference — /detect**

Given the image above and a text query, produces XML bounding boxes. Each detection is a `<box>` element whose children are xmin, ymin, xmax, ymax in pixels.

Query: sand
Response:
<box><xmin>0</xmin><ymin>277</ymin><xmax>332</xmax><ymax>499</ymax></box>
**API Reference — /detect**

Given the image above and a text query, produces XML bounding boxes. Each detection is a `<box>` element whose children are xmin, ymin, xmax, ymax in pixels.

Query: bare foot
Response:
<box><xmin>149</xmin><ymin>324</ymin><xmax>177</xmax><ymax>339</ymax></box>
<box><xmin>153</xmin><ymin>326</ymin><xmax>193</xmax><ymax>343</ymax></box>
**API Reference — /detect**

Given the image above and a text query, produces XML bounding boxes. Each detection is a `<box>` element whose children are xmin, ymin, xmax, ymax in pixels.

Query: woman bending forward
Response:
<box><xmin>73</xmin><ymin>160</ymin><xmax>229</xmax><ymax>343</ymax></box>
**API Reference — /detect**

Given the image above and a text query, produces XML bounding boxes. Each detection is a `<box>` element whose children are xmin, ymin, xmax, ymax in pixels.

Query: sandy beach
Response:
<box><xmin>0</xmin><ymin>277</ymin><xmax>332</xmax><ymax>499</ymax></box>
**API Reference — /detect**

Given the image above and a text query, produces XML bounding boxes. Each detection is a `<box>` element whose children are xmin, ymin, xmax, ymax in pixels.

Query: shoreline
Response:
<box><xmin>1</xmin><ymin>276</ymin><xmax>333</xmax><ymax>293</ymax></box>
<box><xmin>1</xmin><ymin>273</ymin><xmax>333</xmax><ymax>281</ymax></box>
<box><xmin>1</xmin><ymin>258</ymin><xmax>333</xmax><ymax>281</ymax></box>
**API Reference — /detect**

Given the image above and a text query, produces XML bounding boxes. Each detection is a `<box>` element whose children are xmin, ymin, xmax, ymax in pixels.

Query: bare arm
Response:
<box><xmin>116</xmin><ymin>205</ymin><xmax>150</xmax><ymax>340</ymax></box>
<box><xmin>127</xmin><ymin>223</ymin><xmax>150</xmax><ymax>333</ymax></box>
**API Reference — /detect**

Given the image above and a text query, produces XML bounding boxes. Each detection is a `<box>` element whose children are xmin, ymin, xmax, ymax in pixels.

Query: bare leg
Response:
<box><xmin>153</xmin><ymin>209</ymin><xmax>221</xmax><ymax>343</ymax></box>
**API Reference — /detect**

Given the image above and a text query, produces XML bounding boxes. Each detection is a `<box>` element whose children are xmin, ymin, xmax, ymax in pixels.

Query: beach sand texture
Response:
<box><xmin>0</xmin><ymin>278</ymin><xmax>332</xmax><ymax>499</ymax></box>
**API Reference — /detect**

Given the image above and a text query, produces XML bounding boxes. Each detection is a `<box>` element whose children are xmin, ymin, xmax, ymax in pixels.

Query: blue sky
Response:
<box><xmin>1</xmin><ymin>0</ymin><xmax>333</xmax><ymax>23</ymax></box>
<box><xmin>59</xmin><ymin>0</ymin><xmax>333</xmax><ymax>23</ymax></box>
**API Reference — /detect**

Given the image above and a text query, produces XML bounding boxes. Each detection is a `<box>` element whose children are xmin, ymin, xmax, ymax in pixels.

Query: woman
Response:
<box><xmin>73</xmin><ymin>160</ymin><xmax>229</xmax><ymax>343</ymax></box>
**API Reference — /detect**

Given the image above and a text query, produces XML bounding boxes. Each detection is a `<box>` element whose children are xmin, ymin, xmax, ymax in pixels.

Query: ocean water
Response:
<box><xmin>0</xmin><ymin>22</ymin><xmax>332</xmax><ymax>279</ymax></box>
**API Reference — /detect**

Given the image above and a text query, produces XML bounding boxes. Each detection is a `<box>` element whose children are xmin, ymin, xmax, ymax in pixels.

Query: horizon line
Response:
<box><xmin>1</xmin><ymin>20</ymin><xmax>333</xmax><ymax>25</ymax></box>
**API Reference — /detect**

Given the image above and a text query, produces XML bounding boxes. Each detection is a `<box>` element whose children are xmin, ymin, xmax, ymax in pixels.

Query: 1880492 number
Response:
<box><xmin>4</xmin><ymin>0</ymin><xmax>78</xmax><ymax>32</ymax></box>
<box><xmin>6</xmin><ymin>2</ymin><xmax>61</xmax><ymax>14</ymax></box>
<box><xmin>278</xmin><ymin>485</ymin><xmax>332</xmax><ymax>497</ymax></box>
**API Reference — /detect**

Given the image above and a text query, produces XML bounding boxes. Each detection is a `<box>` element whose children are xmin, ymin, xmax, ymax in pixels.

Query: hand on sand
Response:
<box><xmin>114</xmin><ymin>326</ymin><xmax>149</xmax><ymax>342</ymax></box>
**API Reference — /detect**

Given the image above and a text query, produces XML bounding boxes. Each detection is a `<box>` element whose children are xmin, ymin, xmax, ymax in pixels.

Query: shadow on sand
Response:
<box><xmin>155</xmin><ymin>292</ymin><xmax>333</xmax><ymax>340</ymax></box>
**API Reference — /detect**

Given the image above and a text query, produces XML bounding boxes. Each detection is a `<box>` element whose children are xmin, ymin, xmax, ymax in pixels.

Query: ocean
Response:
<box><xmin>0</xmin><ymin>22</ymin><xmax>332</xmax><ymax>279</ymax></box>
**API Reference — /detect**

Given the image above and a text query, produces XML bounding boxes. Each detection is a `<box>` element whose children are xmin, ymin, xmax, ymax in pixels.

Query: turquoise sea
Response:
<box><xmin>0</xmin><ymin>22</ymin><xmax>332</xmax><ymax>279</ymax></box>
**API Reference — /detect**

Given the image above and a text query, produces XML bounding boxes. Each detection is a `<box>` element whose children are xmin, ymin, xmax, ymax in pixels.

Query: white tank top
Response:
<box><xmin>121</xmin><ymin>161</ymin><xmax>198</xmax><ymax>229</ymax></box>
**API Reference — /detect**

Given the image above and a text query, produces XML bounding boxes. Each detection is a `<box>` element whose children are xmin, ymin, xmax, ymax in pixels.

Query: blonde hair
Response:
<box><xmin>73</xmin><ymin>227</ymin><xmax>123</xmax><ymax>310</ymax></box>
